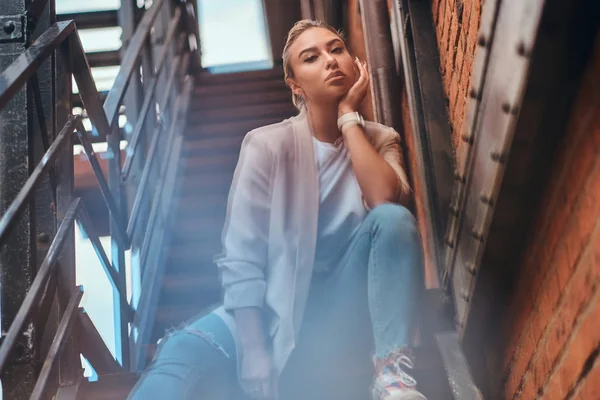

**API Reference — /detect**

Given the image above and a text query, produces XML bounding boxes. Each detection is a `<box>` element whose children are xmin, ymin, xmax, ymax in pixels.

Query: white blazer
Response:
<box><xmin>212</xmin><ymin>108</ymin><xmax>409</xmax><ymax>376</ymax></box>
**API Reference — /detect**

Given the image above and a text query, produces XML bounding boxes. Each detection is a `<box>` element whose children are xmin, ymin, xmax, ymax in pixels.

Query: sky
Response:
<box><xmin>46</xmin><ymin>0</ymin><xmax>270</xmax><ymax>380</ymax></box>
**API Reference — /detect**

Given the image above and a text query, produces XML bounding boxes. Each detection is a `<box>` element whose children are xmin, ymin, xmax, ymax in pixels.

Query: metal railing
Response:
<box><xmin>0</xmin><ymin>0</ymin><xmax>198</xmax><ymax>396</ymax></box>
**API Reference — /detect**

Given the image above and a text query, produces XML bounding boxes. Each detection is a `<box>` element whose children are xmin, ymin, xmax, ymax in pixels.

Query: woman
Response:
<box><xmin>128</xmin><ymin>20</ymin><xmax>426</xmax><ymax>400</ymax></box>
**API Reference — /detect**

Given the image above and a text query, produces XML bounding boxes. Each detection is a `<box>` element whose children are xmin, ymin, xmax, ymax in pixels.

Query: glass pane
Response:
<box><xmin>198</xmin><ymin>0</ymin><xmax>272</xmax><ymax>70</ymax></box>
<box><xmin>79</xmin><ymin>27</ymin><xmax>123</xmax><ymax>53</ymax></box>
<box><xmin>56</xmin><ymin>0</ymin><xmax>121</xmax><ymax>14</ymax></box>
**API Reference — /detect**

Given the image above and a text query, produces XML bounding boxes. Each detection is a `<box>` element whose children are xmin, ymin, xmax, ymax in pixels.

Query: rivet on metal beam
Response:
<box><xmin>461</xmin><ymin>134</ymin><xmax>474</xmax><ymax>145</ymax></box>
<box><xmin>469</xmin><ymin>88</ymin><xmax>481</xmax><ymax>100</ymax></box>
<box><xmin>516</xmin><ymin>41</ymin><xmax>530</xmax><ymax>57</ymax></box>
<box><xmin>454</xmin><ymin>171</ymin><xmax>466</xmax><ymax>183</ymax></box>
<box><xmin>3</xmin><ymin>21</ymin><xmax>16</xmax><ymax>34</ymax></box>
<box><xmin>491</xmin><ymin>150</ymin><xmax>507</xmax><ymax>164</ymax></box>
<box><xmin>466</xmin><ymin>262</ymin><xmax>476</xmax><ymax>275</ymax></box>
<box><xmin>502</xmin><ymin>102</ymin><xmax>519</xmax><ymax>116</ymax></box>
<box><xmin>449</xmin><ymin>203</ymin><xmax>460</xmax><ymax>216</ymax></box>
<box><xmin>461</xmin><ymin>289</ymin><xmax>470</xmax><ymax>302</ymax></box>
<box><xmin>477</xmin><ymin>34</ymin><xmax>487</xmax><ymax>47</ymax></box>
<box><xmin>480</xmin><ymin>192</ymin><xmax>494</xmax><ymax>206</ymax></box>
<box><xmin>471</xmin><ymin>229</ymin><xmax>485</xmax><ymax>242</ymax></box>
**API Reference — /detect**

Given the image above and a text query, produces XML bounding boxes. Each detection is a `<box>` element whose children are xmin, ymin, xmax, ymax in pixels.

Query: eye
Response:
<box><xmin>331</xmin><ymin>47</ymin><xmax>343</xmax><ymax>54</ymax></box>
<box><xmin>304</xmin><ymin>55</ymin><xmax>317</xmax><ymax>63</ymax></box>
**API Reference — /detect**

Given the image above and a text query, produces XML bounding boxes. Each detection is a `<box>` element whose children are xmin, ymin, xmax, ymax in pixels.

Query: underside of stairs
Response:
<box><xmin>151</xmin><ymin>68</ymin><xmax>297</xmax><ymax>342</ymax></box>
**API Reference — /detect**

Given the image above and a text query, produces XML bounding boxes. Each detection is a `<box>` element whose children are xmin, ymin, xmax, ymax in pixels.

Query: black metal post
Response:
<box><xmin>0</xmin><ymin>0</ymin><xmax>48</xmax><ymax>397</ymax></box>
<box><xmin>358</xmin><ymin>0</ymin><xmax>402</xmax><ymax>130</ymax></box>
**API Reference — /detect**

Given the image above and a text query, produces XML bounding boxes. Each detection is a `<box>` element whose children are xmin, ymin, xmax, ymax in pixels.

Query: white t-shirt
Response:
<box><xmin>312</xmin><ymin>136</ymin><xmax>367</xmax><ymax>273</ymax></box>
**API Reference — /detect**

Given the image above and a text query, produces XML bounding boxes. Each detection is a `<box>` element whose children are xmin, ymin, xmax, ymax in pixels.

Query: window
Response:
<box><xmin>198</xmin><ymin>0</ymin><xmax>272</xmax><ymax>73</ymax></box>
<box><xmin>56</xmin><ymin>0</ymin><xmax>121</xmax><ymax>14</ymax></box>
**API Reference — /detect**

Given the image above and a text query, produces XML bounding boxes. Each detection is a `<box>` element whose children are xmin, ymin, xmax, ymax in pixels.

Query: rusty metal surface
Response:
<box><xmin>0</xmin><ymin>199</ymin><xmax>80</xmax><ymax>374</ymax></box>
<box><xmin>0</xmin><ymin>0</ymin><xmax>200</xmax><ymax>392</ymax></box>
<box><xmin>103</xmin><ymin>0</ymin><xmax>166</xmax><ymax>128</ymax></box>
<box><xmin>0</xmin><ymin>116</ymin><xmax>77</xmax><ymax>244</ymax></box>
<box><xmin>392</xmin><ymin>0</ymin><xmax>454</xmax><ymax>287</ymax></box>
<box><xmin>442</xmin><ymin>0</ymin><xmax>502</xmax><ymax>329</ymax></box>
<box><xmin>0</xmin><ymin>21</ymin><xmax>74</xmax><ymax>109</ymax></box>
<box><xmin>30</xmin><ymin>287</ymin><xmax>83</xmax><ymax>400</ymax></box>
<box><xmin>121</xmin><ymin>7</ymin><xmax>182</xmax><ymax>179</ymax></box>
<box><xmin>358</xmin><ymin>0</ymin><xmax>402</xmax><ymax>129</ymax></box>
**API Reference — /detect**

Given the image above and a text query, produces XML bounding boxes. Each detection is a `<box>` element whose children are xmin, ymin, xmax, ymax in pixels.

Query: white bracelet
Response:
<box><xmin>337</xmin><ymin>111</ymin><xmax>365</xmax><ymax>133</ymax></box>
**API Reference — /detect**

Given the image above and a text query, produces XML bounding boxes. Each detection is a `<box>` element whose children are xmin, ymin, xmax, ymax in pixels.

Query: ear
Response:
<box><xmin>286</xmin><ymin>77</ymin><xmax>303</xmax><ymax>96</ymax></box>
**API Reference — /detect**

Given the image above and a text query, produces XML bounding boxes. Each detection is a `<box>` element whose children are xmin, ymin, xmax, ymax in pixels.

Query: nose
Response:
<box><xmin>324</xmin><ymin>52</ymin><xmax>338</xmax><ymax>69</ymax></box>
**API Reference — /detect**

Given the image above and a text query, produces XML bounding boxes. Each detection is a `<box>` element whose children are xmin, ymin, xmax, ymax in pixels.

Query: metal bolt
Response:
<box><xmin>480</xmin><ymin>192</ymin><xmax>494</xmax><ymax>206</ymax></box>
<box><xmin>477</xmin><ymin>34</ymin><xmax>487</xmax><ymax>47</ymax></box>
<box><xmin>37</xmin><ymin>232</ymin><xmax>50</xmax><ymax>244</ymax></box>
<box><xmin>454</xmin><ymin>171</ymin><xmax>466</xmax><ymax>183</ymax></box>
<box><xmin>461</xmin><ymin>134</ymin><xmax>474</xmax><ymax>145</ymax></box>
<box><xmin>491</xmin><ymin>150</ymin><xmax>508</xmax><ymax>163</ymax></box>
<box><xmin>516</xmin><ymin>41</ymin><xmax>530</xmax><ymax>57</ymax></box>
<box><xmin>466</xmin><ymin>262</ymin><xmax>476</xmax><ymax>275</ymax></box>
<box><xmin>502</xmin><ymin>102</ymin><xmax>519</xmax><ymax>115</ymax></box>
<box><xmin>449</xmin><ymin>204</ymin><xmax>459</xmax><ymax>216</ymax></box>
<box><xmin>3</xmin><ymin>21</ymin><xmax>16</xmax><ymax>34</ymax></box>
<box><xmin>471</xmin><ymin>229</ymin><xmax>485</xmax><ymax>242</ymax></box>
<box><xmin>461</xmin><ymin>289</ymin><xmax>470</xmax><ymax>301</ymax></box>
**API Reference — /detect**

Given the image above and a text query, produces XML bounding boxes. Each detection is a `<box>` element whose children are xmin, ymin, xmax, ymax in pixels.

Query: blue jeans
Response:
<box><xmin>128</xmin><ymin>204</ymin><xmax>424</xmax><ymax>399</ymax></box>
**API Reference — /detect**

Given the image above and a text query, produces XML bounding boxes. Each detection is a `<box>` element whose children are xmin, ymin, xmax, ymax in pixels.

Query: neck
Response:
<box><xmin>306</xmin><ymin>102</ymin><xmax>340</xmax><ymax>143</ymax></box>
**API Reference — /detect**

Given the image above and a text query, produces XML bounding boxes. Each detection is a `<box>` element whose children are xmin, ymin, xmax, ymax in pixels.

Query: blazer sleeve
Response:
<box><xmin>213</xmin><ymin>132</ymin><xmax>273</xmax><ymax>311</ymax></box>
<box><xmin>380</xmin><ymin>127</ymin><xmax>412</xmax><ymax>202</ymax></box>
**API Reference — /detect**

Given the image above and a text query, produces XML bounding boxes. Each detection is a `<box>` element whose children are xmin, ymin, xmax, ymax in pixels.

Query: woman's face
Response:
<box><xmin>287</xmin><ymin>27</ymin><xmax>357</xmax><ymax>107</ymax></box>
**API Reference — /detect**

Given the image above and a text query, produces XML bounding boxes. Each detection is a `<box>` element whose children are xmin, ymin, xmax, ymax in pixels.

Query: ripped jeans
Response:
<box><xmin>127</xmin><ymin>312</ymin><xmax>243</xmax><ymax>399</ymax></box>
<box><xmin>127</xmin><ymin>204</ymin><xmax>424</xmax><ymax>399</ymax></box>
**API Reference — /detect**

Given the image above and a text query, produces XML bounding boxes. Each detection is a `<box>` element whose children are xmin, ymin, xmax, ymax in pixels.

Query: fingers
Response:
<box><xmin>244</xmin><ymin>377</ymin><xmax>277</xmax><ymax>400</ymax></box>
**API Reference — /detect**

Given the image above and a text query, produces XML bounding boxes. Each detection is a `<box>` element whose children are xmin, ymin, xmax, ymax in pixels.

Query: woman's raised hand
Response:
<box><xmin>338</xmin><ymin>57</ymin><xmax>370</xmax><ymax>117</ymax></box>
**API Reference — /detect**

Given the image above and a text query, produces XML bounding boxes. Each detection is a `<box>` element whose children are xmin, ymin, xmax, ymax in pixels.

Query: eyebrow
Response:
<box><xmin>298</xmin><ymin>38</ymin><xmax>344</xmax><ymax>59</ymax></box>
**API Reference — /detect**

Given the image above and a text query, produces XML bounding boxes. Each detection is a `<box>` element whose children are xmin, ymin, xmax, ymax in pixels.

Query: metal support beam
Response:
<box><xmin>358</xmin><ymin>0</ymin><xmax>402</xmax><ymax>130</ymax></box>
<box><xmin>0</xmin><ymin>0</ymin><xmax>54</xmax><ymax>397</ymax></box>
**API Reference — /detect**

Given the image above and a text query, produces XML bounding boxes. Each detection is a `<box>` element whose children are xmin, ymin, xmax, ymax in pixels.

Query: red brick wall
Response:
<box><xmin>431</xmin><ymin>0</ymin><xmax>482</xmax><ymax>149</ymax></box>
<box><xmin>502</xmin><ymin>37</ymin><xmax>600</xmax><ymax>399</ymax></box>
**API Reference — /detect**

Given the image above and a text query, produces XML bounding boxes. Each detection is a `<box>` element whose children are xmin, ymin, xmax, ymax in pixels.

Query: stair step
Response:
<box><xmin>185</xmin><ymin>116</ymin><xmax>284</xmax><ymax>136</ymax></box>
<box><xmin>191</xmin><ymin>90</ymin><xmax>291</xmax><ymax>110</ymax></box>
<box><xmin>194</xmin><ymin>67</ymin><xmax>284</xmax><ymax>85</ymax></box>
<box><xmin>182</xmin><ymin>136</ymin><xmax>244</xmax><ymax>157</ymax></box>
<box><xmin>189</xmin><ymin>103</ymin><xmax>295</xmax><ymax>124</ymax></box>
<box><xmin>177</xmin><ymin>171</ymin><xmax>234</xmax><ymax>194</ymax></box>
<box><xmin>182</xmin><ymin>153</ymin><xmax>238</xmax><ymax>170</ymax></box>
<box><xmin>193</xmin><ymin>79</ymin><xmax>288</xmax><ymax>98</ymax></box>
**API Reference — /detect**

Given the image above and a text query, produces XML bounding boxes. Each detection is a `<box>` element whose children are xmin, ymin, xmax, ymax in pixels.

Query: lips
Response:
<box><xmin>326</xmin><ymin>70</ymin><xmax>346</xmax><ymax>82</ymax></box>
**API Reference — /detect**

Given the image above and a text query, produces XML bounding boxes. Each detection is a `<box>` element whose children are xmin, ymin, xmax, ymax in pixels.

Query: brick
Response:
<box><xmin>571</xmin><ymin>357</ymin><xmax>600</xmax><ymax>399</ymax></box>
<box><xmin>523</xmin><ymin>223</ymin><xmax>600</xmax><ymax>397</ymax></box>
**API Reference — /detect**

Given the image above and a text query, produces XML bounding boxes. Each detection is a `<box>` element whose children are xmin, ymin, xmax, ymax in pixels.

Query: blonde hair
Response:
<box><xmin>282</xmin><ymin>20</ymin><xmax>347</xmax><ymax>110</ymax></box>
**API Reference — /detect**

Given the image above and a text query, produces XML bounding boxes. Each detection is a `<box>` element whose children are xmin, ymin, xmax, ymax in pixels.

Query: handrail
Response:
<box><xmin>121</xmin><ymin>7</ymin><xmax>183</xmax><ymax>178</ymax></box>
<box><xmin>0</xmin><ymin>0</ymin><xmax>198</xmax><ymax>394</ymax></box>
<box><xmin>0</xmin><ymin>198</ymin><xmax>81</xmax><ymax>375</ymax></box>
<box><xmin>30</xmin><ymin>287</ymin><xmax>84</xmax><ymax>400</ymax></box>
<box><xmin>103</xmin><ymin>0</ymin><xmax>166</xmax><ymax>129</ymax></box>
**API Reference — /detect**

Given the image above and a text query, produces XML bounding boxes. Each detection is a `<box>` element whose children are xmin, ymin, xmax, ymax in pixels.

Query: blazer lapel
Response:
<box><xmin>290</xmin><ymin>109</ymin><xmax>319</xmax><ymax>330</ymax></box>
